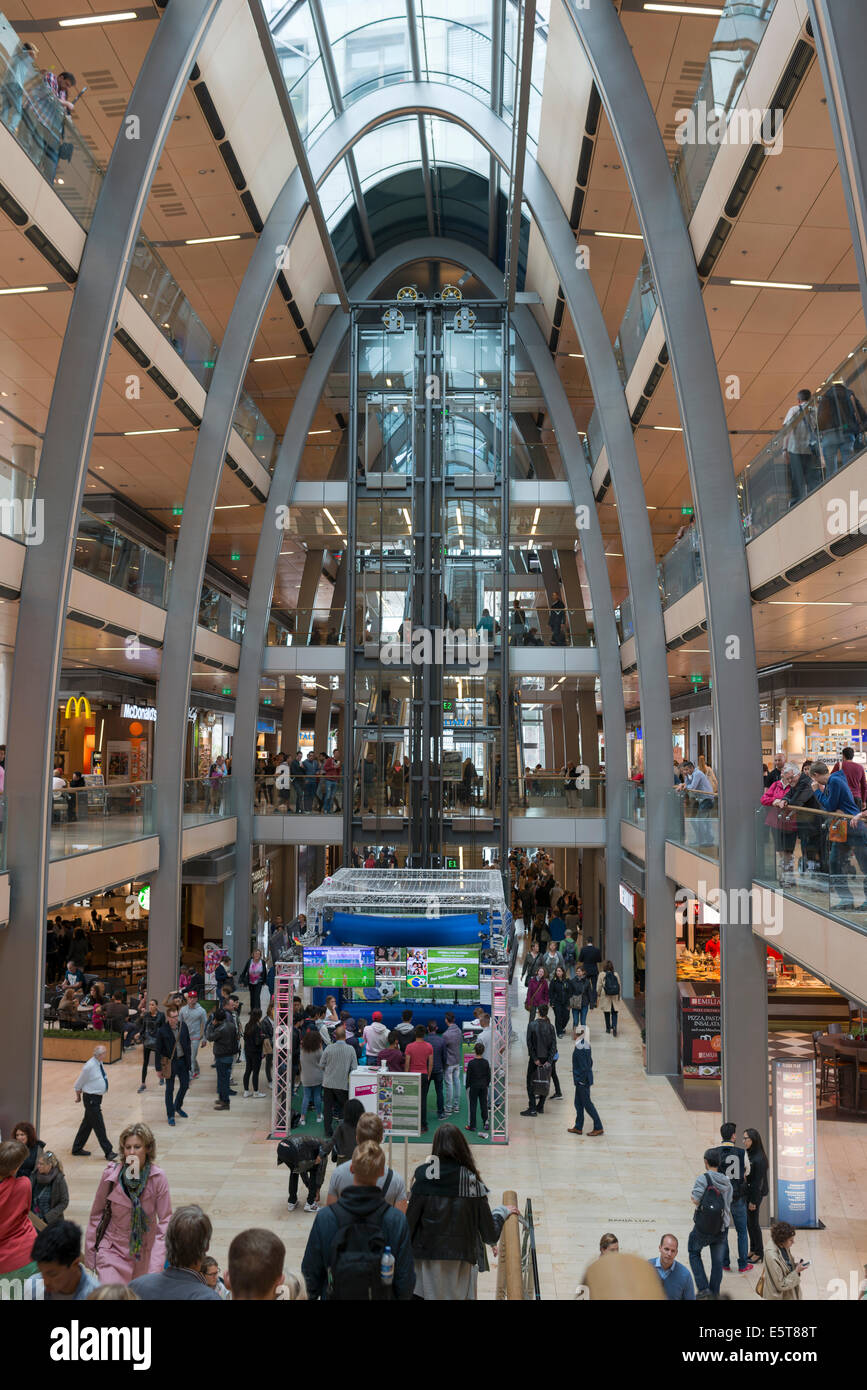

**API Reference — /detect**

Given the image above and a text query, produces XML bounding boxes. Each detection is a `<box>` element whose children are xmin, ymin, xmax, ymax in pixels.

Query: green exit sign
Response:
<box><xmin>204</xmin><ymin>359</ymin><xmax>215</xmax><ymax>369</ymax></box>
<box><xmin>445</xmin><ymin>857</ymin><xmax>458</xmax><ymax>870</ymax></box>
<box><xmin>264</xmin><ymin>698</ymin><xmax>272</xmax><ymax>705</ymax></box>
<box><xmin>222</xmin><ymin>687</ymin><xmax>232</xmax><ymax>696</ymax></box>
<box><xmin>172</xmin><ymin>506</ymin><xmax>183</xmax><ymax>516</ymax></box>
<box><xmin>231</xmin><ymin>551</ymin><xmax>241</xmax><ymax>562</ymax></box>
<box><xmin>681</xmin><ymin>506</ymin><xmax>694</xmax><ymax>517</ymax></box>
<box><xmin>443</xmin><ymin>699</ymin><xmax>455</xmax><ymax>713</ymax></box>
<box><xmin>690</xmin><ymin>673</ymin><xmax>703</xmax><ymax>685</ymax></box>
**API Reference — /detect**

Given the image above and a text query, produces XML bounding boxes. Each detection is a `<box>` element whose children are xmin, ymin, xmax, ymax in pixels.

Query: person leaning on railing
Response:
<box><xmin>811</xmin><ymin>761</ymin><xmax>867</xmax><ymax>912</ymax></box>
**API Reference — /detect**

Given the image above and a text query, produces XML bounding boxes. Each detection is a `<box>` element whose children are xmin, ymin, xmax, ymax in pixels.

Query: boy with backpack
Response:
<box><xmin>301</xmin><ymin>1142</ymin><xmax>415</xmax><ymax>1300</ymax></box>
<box><xmin>688</xmin><ymin>1149</ymin><xmax>733</xmax><ymax>1299</ymax></box>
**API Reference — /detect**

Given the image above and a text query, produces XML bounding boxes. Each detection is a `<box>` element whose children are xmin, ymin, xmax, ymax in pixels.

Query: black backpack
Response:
<box><xmin>326</xmin><ymin>1200</ymin><xmax>393</xmax><ymax>1300</ymax></box>
<box><xmin>694</xmin><ymin>1175</ymin><xmax>725</xmax><ymax>1236</ymax></box>
<box><xmin>603</xmin><ymin>970</ymin><xmax>620</xmax><ymax>997</ymax></box>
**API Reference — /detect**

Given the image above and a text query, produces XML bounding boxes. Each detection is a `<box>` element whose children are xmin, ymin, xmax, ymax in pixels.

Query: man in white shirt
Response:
<box><xmin>71</xmin><ymin>1045</ymin><xmax>117</xmax><ymax>1159</ymax></box>
<box><xmin>782</xmin><ymin>387</ymin><xmax>818</xmax><ymax>505</ymax></box>
<box><xmin>477</xmin><ymin>1013</ymin><xmax>492</xmax><ymax>1063</ymax></box>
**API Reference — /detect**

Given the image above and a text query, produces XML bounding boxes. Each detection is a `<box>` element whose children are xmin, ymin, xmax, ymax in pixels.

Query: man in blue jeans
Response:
<box><xmin>208</xmin><ymin>1009</ymin><xmax>237</xmax><ymax>1111</ymax></box>
<box><xmin>717</xmin><ymin>1122</ymin><xmax>752</xmax><ymax>1273</ymax></box>
<box><xmin>812</xmin><ymin>760</ymin><xmax>867</xmax><ymax>910</ymax></box>
<box><xmin>688</xmin><ymin>1150</ymin><xmax>732</xmax><ymax>1299</ymax></box>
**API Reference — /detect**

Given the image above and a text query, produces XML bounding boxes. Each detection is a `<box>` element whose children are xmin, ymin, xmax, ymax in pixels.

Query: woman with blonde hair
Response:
<box><xmin>85</xmin><ymin>1122</ymin><xmax>171</xmax><ymax>1282</ymax></box>
<box><xmin>86</xmin><ymin>1284</ymin><xmax>140</xmax><ymax>1300</ymax></box>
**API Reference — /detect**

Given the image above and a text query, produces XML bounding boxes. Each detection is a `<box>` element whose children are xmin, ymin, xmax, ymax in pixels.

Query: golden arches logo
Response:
<box><xmin>64</xmin><ymin>696</ymin><xmax>91</xmax><ymax>718</ymax></box>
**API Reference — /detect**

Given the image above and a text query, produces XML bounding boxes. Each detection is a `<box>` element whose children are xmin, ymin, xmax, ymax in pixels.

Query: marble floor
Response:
<box><xmin>37</xmin><ymin>991</ymin><xmax>867</xmax><ymax>1301</ymax></box>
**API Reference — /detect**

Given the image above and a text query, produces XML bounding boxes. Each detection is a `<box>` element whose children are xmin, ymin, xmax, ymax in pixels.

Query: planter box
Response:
<box><xmin>43</xmin><ymin>1034</ymin><xmax>123</xmax><ymax>1064</ymax></box>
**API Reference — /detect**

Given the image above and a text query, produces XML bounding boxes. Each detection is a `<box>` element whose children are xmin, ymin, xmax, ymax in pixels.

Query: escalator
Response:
<box><xmin>507</xmin><ymin>687</ymin><xmax>526</xmax><ymax>814</ymax></box>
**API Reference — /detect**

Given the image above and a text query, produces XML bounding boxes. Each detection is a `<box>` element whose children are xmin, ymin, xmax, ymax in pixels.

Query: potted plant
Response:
<box><xmin>43</xmin><ymin>1029</ymin><xmax>123</xmax><ymax>1064</ymax></box>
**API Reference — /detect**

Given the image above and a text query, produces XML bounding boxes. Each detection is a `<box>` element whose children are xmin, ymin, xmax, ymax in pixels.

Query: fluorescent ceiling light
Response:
<box><xmin>184</xmin><ymin>234</ymin><xmax>242</xmax><ymax>246</ymax></box>
<box><xmin>308</xmin><ymin>429</ymin><xmax>332</xmax><ymax>436</ymax></box>
<box><xmin>123</xmin><ymin>427</ymin><xmax>180</xmax><ymax>436</ymax></box>
<box><xmin>767</xmin><ymin>600</ymin><xmax>852</xmax><ymax>607</ymax></box>
<box><xmin>592</xmin><ymin>230</ymin><xmax>644</xmax><ymax>241</ymax></box>
<box><xmin>568</xmin><ymin>353</ymin><xmax>584</xmax><ymax>359</ymax></box>
<box><xmin>214</xmin><ymin>503</ymin><xmax>251</xmax><ymax>510</ymax></box>
<box><xmin>605</xmin><ymin>551</ymin><xmax>623</xmax><ymax>557</ymax></box>
<box><xmin>0</xmin><ymin>285</ymin><xmax>48</xmax><ymax>295</ymax></box>
<box><xmin>730</xmin><ymin>279</ymin><xmax>813</xmax><ymax>291</ymax></box>
<box><xmin>646</xmin><ymin>505</ymin><xmax>657</xmax><ymax>510</ymax></box>
<box><xmin>253</xmin><ymin>354</ymin><xmax>297</xmax><ymax>363</ymax></box>
<box><xmin>59</xmin><ymin>10</ymin><xmax>137</xmax><ymax>26</ymax></box>
<box><xmin>643</xmin><ymin>3</ymin><xmax>724</xmax><ymax>15</ymax></box>
<box><xmin>532</xmin><ymin>508</ymin><xmax>541</xmax><ymax>525</ymax></box>
<box><xmin>653</xmin><ymin>425</ymin><xmax>683</xmax><ymax>432</ymax></box>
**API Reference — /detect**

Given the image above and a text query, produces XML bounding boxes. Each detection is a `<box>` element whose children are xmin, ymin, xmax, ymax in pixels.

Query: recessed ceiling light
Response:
<box><xmin>123</xmin><ymin>427</ymin><xmax>180</xmax><ymax>436</ymax></box>
<box><xmin>59</xmin><ymin>10</ymin><xmax>138</xmax><ymax>25</ymax></box>
<box><xmin>730</xmin><ymin>279</ymin><xmax>814</xmax><ymax>291</ymax></box>
<box><xmin>592</xmin><ymin>230</ymin><xmax>644</xmax><ymax>241</ymax></box>
<box><xmin>643</xmin><ymin>3</ymin><xmax>724</xmax><ymax>15</ymax></box>
<box><xmin>0</xmin><ymin>285</ymin><xmax>48</xmax><ymax>295</ymax></box>
<box><xmin>184</xmin><ymin>234</ymin><xmax>242</xmax><ymax>245</ymax></box>
<box><xmin>253</xmin><ymin>354</ymin><xmax>297</xmax><ymax>362</ymax></box>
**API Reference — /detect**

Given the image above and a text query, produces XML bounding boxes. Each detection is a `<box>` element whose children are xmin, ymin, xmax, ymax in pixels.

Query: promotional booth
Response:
<box><xmin>270</xmin><ymin>868</ymin><xmax>512</xmax><ymax>1144</ymax></box>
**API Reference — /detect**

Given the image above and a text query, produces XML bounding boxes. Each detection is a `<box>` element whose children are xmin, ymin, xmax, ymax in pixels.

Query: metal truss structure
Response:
<box><xmin>270</xmin><ymin>962</ymin><xmax>300</xmax><ymax>1140</ymax></box>
<box><xmin>490</xmin><ymin>961</ymin><xmax>510</xmax><ymax>1143</ymax></box>
<box><xmin>306</xmin><ymin>866</ymin><xmax>509</xmax><ymax>943</ymax></box>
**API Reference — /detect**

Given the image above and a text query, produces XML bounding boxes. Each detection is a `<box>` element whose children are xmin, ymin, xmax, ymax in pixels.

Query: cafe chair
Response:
<box><xmin>817</xmin><ymin>1039</ymin><xmax>841</xmax><ymax>1103</ymax></box>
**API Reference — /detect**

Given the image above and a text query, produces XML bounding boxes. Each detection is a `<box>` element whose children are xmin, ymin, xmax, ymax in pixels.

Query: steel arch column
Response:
<box><xmin>808</xmin><ymin>1</ymin><xmax>867</xmax><ymax>322</ymax></box>
<box><xmin>0</xmin><ymin>0</ymin><xmax>219</xmax><ymax>1135</ymax></box>
<box><xmin>149</xmin><ymin>171</ymin><xmax>314</xmax><ymax>1000</ymax></box>
<box><xmin>232</xmin><ymin>239</ymin><xmax>628</xmax><ymax>969</ymax></box>
<box><xmin>563</xmin><ymin>0</ymin><xmax>766</xmax><ymax>1124</ymax></box>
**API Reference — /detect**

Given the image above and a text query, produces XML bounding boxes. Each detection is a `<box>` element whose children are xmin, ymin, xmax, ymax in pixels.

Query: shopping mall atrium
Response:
<box><xmin>0</xmin><ymin>0</ymin><xmax>866</xmax><ymax>1323</ymax></box>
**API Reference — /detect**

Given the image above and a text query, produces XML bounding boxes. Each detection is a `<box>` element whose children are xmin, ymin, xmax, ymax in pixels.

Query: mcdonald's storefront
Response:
<box><xmin>55</xmin><ymin>696</ymin><xmax>155</xmax><ymax>782</ymax></box>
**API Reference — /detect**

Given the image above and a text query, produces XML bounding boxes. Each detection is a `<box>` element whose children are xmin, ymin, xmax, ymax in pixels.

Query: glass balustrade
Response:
<box><xmin>754</xmin><ymin>803</ymin><xmax>867</xmax><ymax>932</ymax></box>
<box><xmin>254</xmin><ymin>771</ymin><xmax>344</xmax><ymax>816</ymax></box>
<box><xmin>48</xmin><ymin>782</ymin><xmax>155</xmax><ymax>859</ymax></box>
<box><xmin>509</xmin><ymin>772</ymin><xmax>606</xmax><ymax>817</ymax></box>
<box><xmin>0</xmin><ymin>20</ymin><xmax>271</xmax><ymax>465</ymax></box>
<box><xmin>267</xmin><ymin>609</ymin><xmax>346</xmax><ymax>647</ymax></box>
<box><xmin>622</xmin><ymin>779</ymin><xmax>645</xmax><ymax>826</ymax></box>
<box><xmin>613</xmin><ymin>257</ymin><xmax>660</xmax><ymax>384</ymax></box>
<box><xmin>74</xmin><ymin>511</ymin><xmax>169</xmax><ymax>606</ymax></box>
<box><xmin>199</xmin><ymin>585</ymin><xmax>246</xmax><ymax>642</ymax></box>
<box><xmin>653</xmin><ymin>334</ymin><xmax>867</xmax><ymax>611</ymax></box>
<box><xmin>618</xmin><ymin>598</ymin><xmax>634</xmax><ymax>642</ymax></box>
<box><xmin>183</xmin><ymin>775</ymin><xmax>236</xmax><ymax>825</ymax></box>
<box><xmin>666</xmin><ymin>787</ymin><xmax>719</xmax><ymax>860</ymax></box>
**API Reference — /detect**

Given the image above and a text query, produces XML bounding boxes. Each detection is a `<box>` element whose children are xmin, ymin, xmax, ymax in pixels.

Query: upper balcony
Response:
<box><xmin>0</xmin><ymin>25</ymin><xmax>276</xmax><ymax>474</ymax></box>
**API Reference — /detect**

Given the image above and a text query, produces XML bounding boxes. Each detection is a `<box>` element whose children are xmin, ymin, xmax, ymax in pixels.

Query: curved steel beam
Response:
<box><xmin>0</xmin><ymin>0</ymin><xmax>219</xmax><ymax>1134</ymax></box>
<box><xmin>232</xmin><ymin>238</ymin><xmax>627</xmax><ymax>976</ymax></box>
<box><xmin>808</xmin><ymin>1</ymin><xmax>867</xmax><ymax>322</ymax></box>
<box><xmin>563</xmin><ymin>0</ymin><xmax>765</xmax><ymax>1122</ymax></box>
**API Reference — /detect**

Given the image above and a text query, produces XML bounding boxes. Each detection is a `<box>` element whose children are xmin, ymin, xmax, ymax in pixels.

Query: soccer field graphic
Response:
<box><xmin>406</xmin><ymin>947</ymin><xmax>479</xmax><ymax>991</ymax></box>
<box><xmin>302</xmin><ymin>946</ymin><xmax>376</xmax><ymax>988</ymax></box>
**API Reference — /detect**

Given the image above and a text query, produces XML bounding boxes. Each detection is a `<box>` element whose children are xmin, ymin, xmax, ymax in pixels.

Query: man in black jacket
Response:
<box><xmin>521</xmin><ymin>1003</ymin><xmax>557</xmax><ymax>1117</ymax></box>
<box><xmin>207</xmin><ymin>1008</ymin><xmax>237</xmax><ymax>1110</ymax></box>
<box><xmin>155</xmin><ymin>1005</ymin><xmax>192</xmax><ymax>1126</ymax></box>
<box><xmin>578</xmin><ymin>938</ymin><xmax>603</xmax><ymax>1006</ymax></box>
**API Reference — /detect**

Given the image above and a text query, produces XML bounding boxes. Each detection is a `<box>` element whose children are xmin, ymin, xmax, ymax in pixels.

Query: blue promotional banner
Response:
<box><xmin>326</xmin><ymin>912</ymin><xmax>486</xmax><ymax>947</ymax></box>
<box><xmin>773</xmin><ymin>1057</ymin><xmax>820</xmax><ymax>1229</ymax></box>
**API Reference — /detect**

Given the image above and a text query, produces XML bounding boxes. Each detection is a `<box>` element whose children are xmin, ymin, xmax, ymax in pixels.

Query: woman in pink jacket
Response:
<box><xmin>85</xmin><ymin>1121</ymin><xmax>171</xmax><ymax>1282</ymax></box>
<box><xmin>526</xmin><ymin>966</ymin><xmax>550</xmax><ymax>1021</ymax></box>
<box><xmin>760</xmin><ymin>762</ymin><xmax>798</xmax><ymax>881</ymax></box>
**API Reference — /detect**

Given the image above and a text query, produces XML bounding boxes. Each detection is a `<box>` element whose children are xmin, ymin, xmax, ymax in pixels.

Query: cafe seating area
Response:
<box><xmin>814</xmin><ymin>1030</ymin><xmax>867</xmax><ymax>1115</ymax></box>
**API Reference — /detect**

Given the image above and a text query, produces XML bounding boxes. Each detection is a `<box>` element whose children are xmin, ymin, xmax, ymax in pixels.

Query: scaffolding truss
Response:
<box><xmin>270</xmin><ymin>963</ymin><xmax>300</xmax><ymax>1140</ymax></box>
<box><xmin>490</xmin><ymin>960</ymin><xmax>510</xmax><ymax>1142</ymax></box>
<box><xmin>306</xmin><ymin>867</ymin><xmax>511</xmax><ymax>949</ymax></box>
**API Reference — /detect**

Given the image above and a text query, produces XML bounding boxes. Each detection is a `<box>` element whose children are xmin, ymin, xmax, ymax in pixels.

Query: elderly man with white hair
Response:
<box><xmin>71</xmin><ymin>1044</ymin><xmax>118</xmax><ymax>1160</ymax></box>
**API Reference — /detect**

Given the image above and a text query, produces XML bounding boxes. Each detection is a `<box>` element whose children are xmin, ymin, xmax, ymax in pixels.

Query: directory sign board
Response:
<box><xmin>773</xmin><ymin>1058</ymin><xmax>819</xmax><ymax>1228</ymax></box>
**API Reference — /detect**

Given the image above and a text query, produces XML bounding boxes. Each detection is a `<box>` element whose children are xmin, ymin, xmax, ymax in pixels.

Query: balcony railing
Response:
<box><xmin>48</xmin><ymin>782</ymin><xmax>155</xmax><ymax>859</ymax></box>
<box><xmin>183</xmin><ymin>775</ymin><xmax>236</xmax><ymax>825</ymax></box>
<box><xmin>755</xmin><ymin>802</ymin><xmax>867</xmax><ymax>933</ymax></box>
<box><xmin>666</xmin><ymin>787</ymin><xmax>719</xmax><ymax>861</ymax></box>
<box><xmin>0</xmin><ymin>25</ymin><xmax>275</xmax><ymax>472</ymax></box>
<box><xmin>622</xmin><ymin>779</ymin><xmax>645</xmax><ymax>827</ymax></box>
<box><xmin>267</xmin><ymin>608</ymin><xmax>346</xmax><ymax>647</ymax></box>
<box><xmin>509</xmin><ymin>772</ymin><xmax>606</xmax><ymax>817</ymax></box>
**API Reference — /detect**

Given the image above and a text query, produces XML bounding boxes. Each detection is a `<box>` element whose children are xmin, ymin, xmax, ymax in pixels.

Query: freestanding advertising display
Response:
<box><xmin>772</xmin><ymin>1057</ymin><xmax>820</xmax><ymax>1229</ymax></box>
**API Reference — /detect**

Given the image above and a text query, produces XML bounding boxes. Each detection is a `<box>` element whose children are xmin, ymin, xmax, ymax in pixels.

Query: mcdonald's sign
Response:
<box><xmin>64</xmin><ymin>696</ymin><xmax>91</xmax><ymax>719</ymax></box>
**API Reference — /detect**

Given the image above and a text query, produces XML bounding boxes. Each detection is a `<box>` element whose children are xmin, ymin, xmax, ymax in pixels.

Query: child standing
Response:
<box><xmin>465</xmin><ymin>1043</ymin><xmax>491</xmax><ymax>1137</ymax></box>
